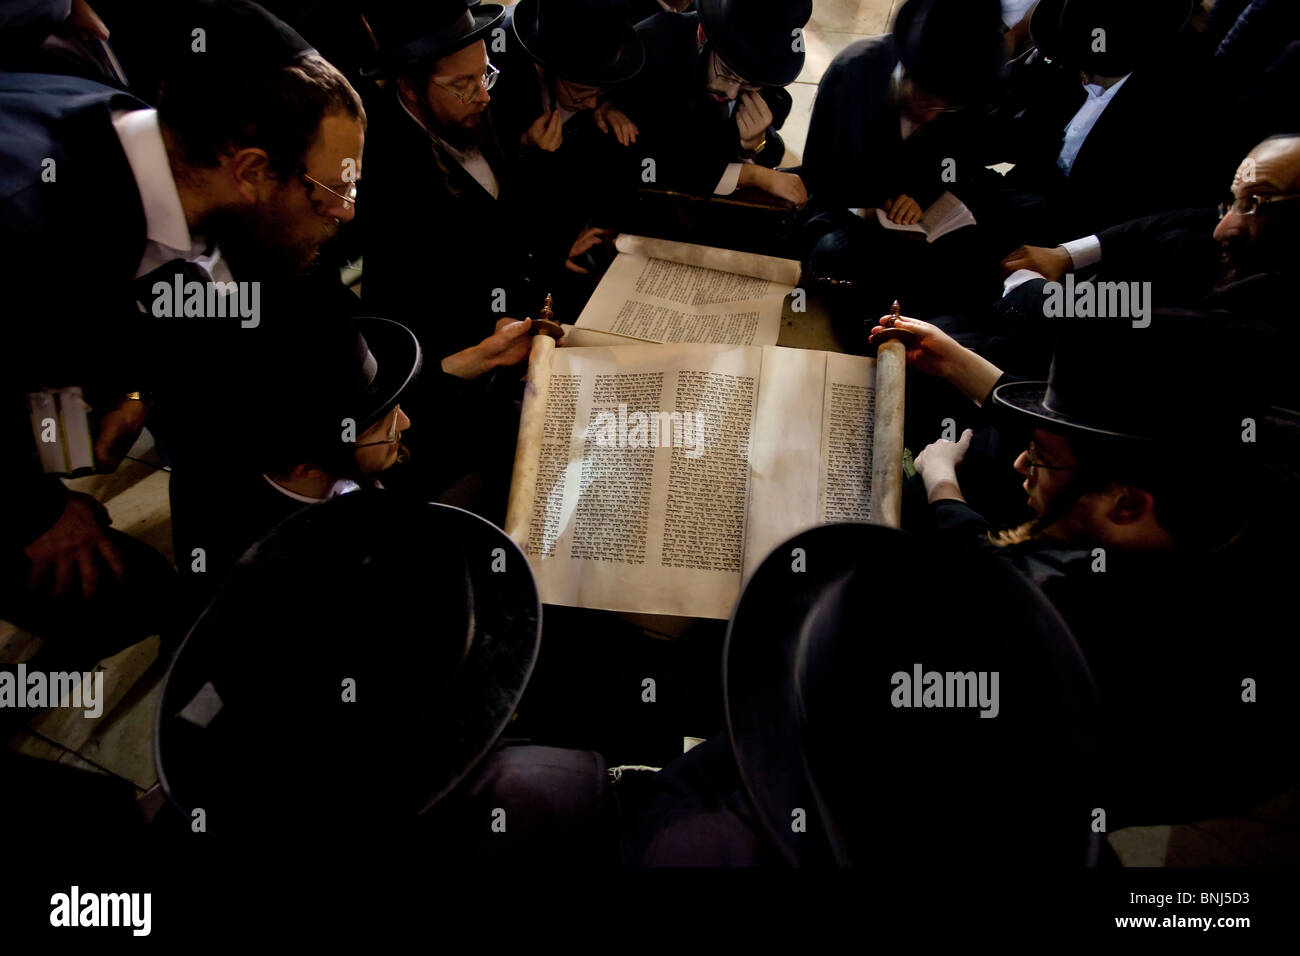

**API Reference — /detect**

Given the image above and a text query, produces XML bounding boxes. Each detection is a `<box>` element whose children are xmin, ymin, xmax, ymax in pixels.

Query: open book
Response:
<box><xmin>504</xmin><ymin>341</ymin><xmax>905</xmax><ymax>619</ymax></box>
<box><xmin>864</xmin><ymin>191</ymin><xmax>975</xmax><ymax>243</ymax></box>
<box><xmin>566</xmin><ymin>235</ymin><xmax>801</xmax><ymax>348</ymax></box>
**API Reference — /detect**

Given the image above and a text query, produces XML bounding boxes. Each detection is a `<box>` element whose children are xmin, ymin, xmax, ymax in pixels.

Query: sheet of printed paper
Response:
<box><xmin>573</xmin><ymin>235</ymin><xmax>800</xmax><ymax>347</ymax></box>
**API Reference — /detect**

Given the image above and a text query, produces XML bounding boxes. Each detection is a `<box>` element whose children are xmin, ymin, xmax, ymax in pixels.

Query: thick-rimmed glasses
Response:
<box><xmin>433</xmin><ymin>61</ymin><xmax>499</xmax><ymax>104</ymax></box>
<box><xmin>355</xmin><ymin>406</ymin><xmax>402</xmax><ymax>449</ymax></box>
<box><xmin>1217</xmin><ymin>191</ymin><xmax>1300</xmax><ymax>219</ymax></box>
<box><xmin>301</xmin><ymin>172</ymin><xmax>359</xmax><ymax>211</ymax></box>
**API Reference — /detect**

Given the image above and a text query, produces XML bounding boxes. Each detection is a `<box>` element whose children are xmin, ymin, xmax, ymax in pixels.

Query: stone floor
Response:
<box><xmin>4</xmin><ymin>0</ymin><xmax>1292</xmax><ymax>867</ymax></box>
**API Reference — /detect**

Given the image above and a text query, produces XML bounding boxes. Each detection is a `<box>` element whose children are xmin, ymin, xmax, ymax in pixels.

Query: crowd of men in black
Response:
<box><xmin>1</xmin><ymin>0</ymin><xmax>1298</xmax><ymax>869</ymax></box>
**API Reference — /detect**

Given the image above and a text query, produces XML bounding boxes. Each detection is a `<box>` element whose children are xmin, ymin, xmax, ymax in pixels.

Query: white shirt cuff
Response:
<box><xmin>714</xmin><ymin>163</ymin><xmax>743</xmax><ymax>196</ymax></box>
<box><xmin>1060</xmin><ymin>235</ymin><xmax>1101</xmax><ymax>270</ymax></box>
<box><xmin>1002</xmin><ymin>268</ymin><xmax>1044</xmax><ymax>297</ymax></box>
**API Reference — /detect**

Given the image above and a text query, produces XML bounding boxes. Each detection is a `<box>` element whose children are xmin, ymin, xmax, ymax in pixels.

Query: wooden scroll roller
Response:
<box><xmin>869</xmin><ymin>300</ymin><xmax>908</xmax><ymax>529</ymax></box>
<box><xmin>505</xmin><ymin>294</ymin><xmax>560</xmax><ymax>549</ymax></box>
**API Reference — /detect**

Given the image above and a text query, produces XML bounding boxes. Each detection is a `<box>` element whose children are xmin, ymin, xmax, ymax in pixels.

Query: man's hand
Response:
<box><xmin>883</xmin><ymin>194</ymin><xmax>923</xmax><ymax>225</ymax></box>
<box><xmin>93</xmin><ymin>398</ymin><xmax>150</xmax><ymax>472</ymax></box>
<box><xmin>440</xmin><ymin>317</ymin><xmax>563</xmax><ymax>380</ymax></box>
<box><xmin>565</xmin><ymin>226</ymin><xmax>611</xmax><ymax>274</ymax></box>
<box><xmin>740</xmin><ymin>165</ymin><xmax>807</xmax><ymax>208</ymax></box>
<box><xmin>736</xmin><ymin>91</ymin><xmax>773</xmax><ymax>150</ymax></box>
<box><xmin>914</xmin><ymin>428</ymin><xmax>973</xmax><ymax>504</ymax></box>
<box><xmin>23</xmin><ymin>492</ymin><xmax>125</xmax><ymax>600</ymax></box>
<box><xmin>521</xmin><ymin>109</ymin><xmax>563</xmax><ymax>152</ymax></box>
<box><xmin>593</xmin><ymin>102</ymin><xmax>638</xmax><ymax>146</ymax></box>
<box><xmin>868</xmin><ymin>314</ymin><xmax>1003</xmax><ymax>405</ymax></box>
<box><xmin>1000</xmin><ymin>244</ymin><xmax>1071</xmax><ymax>281</ymax></box>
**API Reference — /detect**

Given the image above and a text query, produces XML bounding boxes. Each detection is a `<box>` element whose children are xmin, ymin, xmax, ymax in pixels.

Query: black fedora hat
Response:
<box><xmin>697</xmin><ymin>0</ymin><xmax>812</xmax><ymax>88</ymax></box>
<box><xmin>1030</xmin><ymin>0</ymin><xmax>1194</xmax><ymax>76</ymax></box>
<box><xmin>360</xmin><ymin>0</ymin><xmax>506</xmax><ymax>78</ymax></box>
<box><xmin>991</xmin><ymin>316</ymin><xmax>1261</xmax><ymax>448</ymax></box>
<box><xmin>892</xmin><ymin>0</ymin><xmax>1005</xmax><ymax>104</ymax></box>
<box><xmin>511</xmin><ymin>0</ymin><xmax>645</xmax><ymax>86</ymax></box>
<box><xmin>725</xmin><ymin>522</ymin><xmax>1101</xmax><ymax>866</ymax></box>
<box><xmin>246</xmin><ymin>313</ymin><xmax>423</xmax><ymax>471</ymax></box>
<box><xmin>154</xmin><ymin>492</ymin><xmax>543</xmax><ymax>830</ymax></box>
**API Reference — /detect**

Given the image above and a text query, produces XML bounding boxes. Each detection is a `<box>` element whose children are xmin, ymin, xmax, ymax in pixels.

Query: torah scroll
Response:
<box><xmin>505</xmin><ymin>342</ymin><xmax>905</xmax><ymax>619</ymax></box>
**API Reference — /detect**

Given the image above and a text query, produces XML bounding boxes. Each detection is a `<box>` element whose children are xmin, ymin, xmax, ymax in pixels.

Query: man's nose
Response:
<box><xmin>397</xmin><ymin>408</ymin><xmax>411</xmax><ymax>432</ymax></box>
<box><xmin>1013</xmin><ymin>450</ymin><xmax>1030</xmax><ymax>476</ymax></box>
<box><xmin>333</xmin><ymin>200</ymin><xmax>357</xmax><ymax>224</ymax></box>
<box><xmin>1212</xmin><ymin>208</ymin><xmax>1244</xmax><ymax>243</ymax></box>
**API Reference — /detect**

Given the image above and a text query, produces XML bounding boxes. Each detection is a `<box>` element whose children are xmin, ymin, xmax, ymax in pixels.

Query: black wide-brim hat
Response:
<box><xmin>725</xmin><ymin>522</ymin><xmax>1099</xmax><ymax>866</ymax></box>
<box><xmin>1030</xmin><ymin>0</ymin><xmax>1193</xmax><ymax>76</ymax></box>
<box><xmin>697</xmin><ymin>0</ymin><xmax>812</xmax><ymax>88</ymax></box>
<box><xmin>155</xmin><ymin>493</ymin><xmax>542</xmax><ymax>827</ymax></box>
<box><xmin>361</xmin><ymin>0</ymin><xmax>506</xmax><ymax>78</ymax></box>
<box><xmin>989</xmin><ymin>313</ymin><xmax>1262</xmax><ymax>449</ymax></box>
<box><xmin>892</xmin><ymin>0</ymin><xmax>1005</xmax><ymax>104</ymax></box>
<box><xmin>511</xmin><ymin>0</ymin><xmax>645</xmax><ymax>86</ymax></box>
<box><xmin>347</xmin><ymin>316</ymin><xmax>423</xmax><ymax>433</ymax></box>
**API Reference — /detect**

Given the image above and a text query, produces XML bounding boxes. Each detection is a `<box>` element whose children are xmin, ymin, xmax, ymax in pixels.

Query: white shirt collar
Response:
<box><xmin>111</xmin><ymin>109</ymin><xmax>195</xmax><ymax>267</ymax></box>
<box><xmin>262</xmin><ymin>475</ymin><xmax>363</xmax><ymax>504</ymax></box>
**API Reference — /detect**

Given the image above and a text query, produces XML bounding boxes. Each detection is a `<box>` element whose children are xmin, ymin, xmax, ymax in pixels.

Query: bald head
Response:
<box><xmin>1212</xmin><ymin>134</ymin><xmax>1300</xmax><ymax>271</ymax></box>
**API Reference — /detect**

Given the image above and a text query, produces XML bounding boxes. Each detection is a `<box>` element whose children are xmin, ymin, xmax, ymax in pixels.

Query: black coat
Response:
<box><xmin>802</xmin><ymin>36</ymin><xmax>997</xmax><ymax>217</ymax></box>
<box><xmin>0</xmin><ymin>71</ymin><xmax>149</xmax><ymax>546</ymax></box>
<box><xmin>487</xmin><ymin>6</ymin><xmax>637</xmax><ymax>259</ymax></box>
<box><xmin>610</xmin><ymin>11</ymin><xmax>790</xmax><ymax>197</ymax></box>
<box><xmin>358</xmin><ymin>99</ymin><xmax>543</xmax><ymax>355</ymax></box>
<box><xmin>930</xmin><ymin>497</ymin><xmax>1300</xmax><ymax>827</ymax></box>
<box><xmin>990</xmin><ymin>39</ymin><xmax>1232</xmax><ymax>241</ymax></box>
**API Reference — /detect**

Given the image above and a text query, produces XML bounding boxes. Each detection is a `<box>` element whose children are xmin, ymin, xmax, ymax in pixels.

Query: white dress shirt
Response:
<box><xmin>111</xmin><ymin>108</ymin><xmax>234</xmax><ymax>285</ymax></box>
<box><xmin>1056</xmin><ymin>73</ymin><xmax>1131</xmax><ymax>176</ymax></box>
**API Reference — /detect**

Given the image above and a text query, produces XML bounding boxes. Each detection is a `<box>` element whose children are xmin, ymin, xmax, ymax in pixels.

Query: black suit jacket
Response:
<box><xmin>358</xmin><ymin>102</ymin><xmax>542</xmax><ymax>356</ymax></box>
<box><xmin>611</xmin><ymin>11</ymin><xmax>790</xmax><ymax>197</ymax></box>
<box><xmin>994</xmin><ymin>38</ymin><xmax>1231</xmax><ymax>240</ymax></box>
<box><xmin>0</xmin><ymin>71</ymin><xmax>149</xmax><ymax>546</ymax></box>
<box><xmin>486</xmin><ymin>7</ymin><xmax>636</xmax><ymax>258</ymax></box>
<box><xmin>930</xmin><ymin>496</ymin><xmax>1299</xmax><ymax>827</ymax></box>
<box><xmin>801</xmin><ymin>37</ymin><xmax>999</xmax><ymax>229</ymax></box>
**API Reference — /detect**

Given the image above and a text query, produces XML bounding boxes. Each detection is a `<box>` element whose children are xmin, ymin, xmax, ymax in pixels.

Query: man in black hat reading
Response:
<box><xmin>487</xmin><ymin>0</ymin><xmax>646</xmax><ymax>284</ymax></box>
<box><xmin>359</xmin><ymin>0</ymin><xmax>578</xmax><ymax>364</ymax></box>
<box><xmin>870</xmin><ymin>313</ymin><xmax>1299</xmax><ymax>830</ymax></box>
<box><xmin>608</xmin><ymin>0</ymin><xmax>811</xmax><ymax>207</ymax></box>
<box><xmin>800</xmin><ymin>0</ymin><xmax>1007</xmax><ymax>315</ymax></box>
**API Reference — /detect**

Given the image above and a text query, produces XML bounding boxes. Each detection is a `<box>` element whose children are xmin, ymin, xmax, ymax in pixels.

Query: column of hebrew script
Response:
<box><xmin>818</xmin><ymin>352</ymin><xmax>876</xmax><ymax>523</ymax></box>
<box><xmin>574</xmin><ymin>233</ymin><xmax>799</xmax><ymax>346</ymax></box>
<box><xmin>525</xmin><ymin>344</ymin><xmax>763</xmax><ymax>619</ymax></box>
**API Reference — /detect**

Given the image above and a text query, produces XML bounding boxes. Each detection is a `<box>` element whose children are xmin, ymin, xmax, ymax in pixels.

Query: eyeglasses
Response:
<box><xmin>301</xmin><ymin>172</ymin><xmax>359</xmax><ymax>211</ymax></box>
<box><xmin>711</xmin><ymin>52</ymin><xmax>760</xmax><ymax>93</ymax></box>
<box><xmin>1023</xmin><ymin>443</ymin><xmax>1078</xmax><ymax>473</ymax></box>
<box><xmin>433</xmin><ymin>61</ymin><xmax>499</xmax><ymax>104</ymax></box>
<box><xmin>1217</xmin><ymin>191</ymin><xmax>1300</xmax><ymax>219</ymax></box>
<box><xmin>354</xmin><ymin>406</ymin><xmax>402</xmax><ymax>449</ymax></box>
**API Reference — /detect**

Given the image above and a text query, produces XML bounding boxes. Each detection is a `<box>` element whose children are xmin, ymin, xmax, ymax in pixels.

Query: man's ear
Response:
<box><xmin>1105</xmin><ymin>484</ymin><xmax>1156</xmax><ymax>526</ymax></box>
<box><xmin>227</xmin><ymin>147</ymin><xmax>276</xmax><ymax>203</ymax></box>
<box><xmin>395</xmin><ymin>74</ymin><xmax>419</xmax><ymax>112</ymax></box>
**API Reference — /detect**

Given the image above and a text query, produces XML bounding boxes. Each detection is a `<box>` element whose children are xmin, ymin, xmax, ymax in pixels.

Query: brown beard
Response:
<box><xmin>201</xmin><ymin>194</ymin><xmax>329</xmax><ymax>281</ymax></box>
